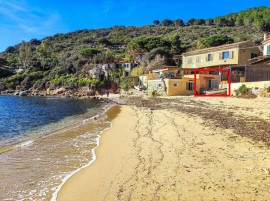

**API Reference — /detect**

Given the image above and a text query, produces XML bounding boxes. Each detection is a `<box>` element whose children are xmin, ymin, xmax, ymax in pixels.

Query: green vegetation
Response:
<box><xmin>196</xmin><ymin>34</ymin><xmax>234</xmax><ymax>49</ymax></box>
<box><xmin>120</xmin><ymin>77</ymin><xmax>134</xmax><ymax>91</ymax></box>
<box><xmin>0</xmin><ymin>7</ymin><xmax>268</xmax><ymax>91</ymax></box>
<box><xmin>130</xmin><ymin>67</ymin><xmax>144</xmax><ymax>77</ymax></box>
<box><xmin>151</xmin><ymin>90</ymin><xmax>160</xmax><ymax>98</ymax></box>
<box><xmin>237</xmin><ymin>84</ymin><xmax>249</xmax><ymax>95</ymax></box>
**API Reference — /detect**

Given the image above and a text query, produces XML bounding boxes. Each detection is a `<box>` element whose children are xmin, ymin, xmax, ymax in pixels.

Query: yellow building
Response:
<box><xmin>180</xmin><ymin>41</ymin><xmax>260</xmax><ymax>69</ymax></box>
<box><xmin>148</xmin><ymin>74</ymin><xmax>221</xmax><ymax>96</ymax></box>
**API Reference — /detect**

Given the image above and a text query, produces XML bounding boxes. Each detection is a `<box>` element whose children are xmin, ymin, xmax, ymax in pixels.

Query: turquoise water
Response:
<box><xmin>0</xmin><ymin>95</ymin><xmax>113</xmax><ymax>200</ymax></box>
<box><xmin>0</xmin><ymin>95</ymin><xmax>102</xmax><ymax>148</ymax></box>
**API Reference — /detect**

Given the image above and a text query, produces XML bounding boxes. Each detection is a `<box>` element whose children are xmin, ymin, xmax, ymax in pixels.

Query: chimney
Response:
<box><xmin>264</xmin><ymin>33</ymin><xmax>270</xmax><ymax>40</ymax></box>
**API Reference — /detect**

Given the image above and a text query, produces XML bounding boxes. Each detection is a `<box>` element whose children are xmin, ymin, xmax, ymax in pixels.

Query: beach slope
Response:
<box><xmin>58</xmin><ymin>104</ymin><xmax>270</xmax><ymax>201</ymax></box>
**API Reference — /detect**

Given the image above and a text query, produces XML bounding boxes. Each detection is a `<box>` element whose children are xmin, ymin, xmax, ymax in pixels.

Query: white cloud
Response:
<box><xmin>0</xmin><ymin>0</ymin><xmax>62</xmax><ymax>36</ymax></box>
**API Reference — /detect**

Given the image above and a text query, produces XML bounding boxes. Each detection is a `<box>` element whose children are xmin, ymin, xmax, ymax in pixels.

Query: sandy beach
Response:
<box><xmin>57</xmin><ymin>97</ymin><xmax>270</xmax><ymax>201</ymax></box>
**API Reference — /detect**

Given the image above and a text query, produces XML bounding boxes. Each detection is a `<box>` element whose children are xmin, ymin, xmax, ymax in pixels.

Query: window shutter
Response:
<box><xmin>267</xmin><ymin>46</ymin><xmax>270</xmax><ymax>55</ymax></box>
<box><xmin>206</xmin><ymin>55</ymin><xmax>208</xmax><ymax>62</ymax></box>
<box><xmin>186</xmin><ymin>82</ymin><xmax>189</xmax><ymax>90</ymax></box>
<box><xmin>191</xmin><ymin>82</ymin><xmax>194</xmax><ymax>90</ymax></box>
<box><xmin>219</xmin><ymin>52</ymin><xmax>222</xmax><ymax>60</ymax></box>
<box><xmin>230</xmin><ymin>51</ymin><xmax>234</xmax><ymax>59</ymax></box>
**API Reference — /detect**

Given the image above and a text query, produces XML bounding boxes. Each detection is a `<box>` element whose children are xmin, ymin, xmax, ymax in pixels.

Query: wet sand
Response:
<box><xmin>57</xmin><ymin>99</ymin><xmax>270</xmax><ymax>201</ymax></box>
<box><xmin>0</xmin><ymin>104</ymin><xmax>112</xmax><ymax>201</ymax></box>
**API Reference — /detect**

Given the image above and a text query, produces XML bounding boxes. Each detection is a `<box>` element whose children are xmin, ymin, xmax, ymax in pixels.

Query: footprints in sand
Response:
<box><xmin>112</xmin><ymin>106</ymin><xmax>270</xmax><ymax>201</ymax></box>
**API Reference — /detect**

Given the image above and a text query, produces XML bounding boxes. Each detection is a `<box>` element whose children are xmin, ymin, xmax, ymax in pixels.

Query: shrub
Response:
<box><xmin>237</xmin><ymin>84</ymin><xmax>249</xmax><ymax>95</ymax></box>
<box><xmin>151</xmin><ymin>90</ymin><xmax>160</xmax><ymax>98</ymax></box>
<box><xmin>120</xmin><ymin>78</ymin><xmax>134</xmax><ymax>91</ymax></box>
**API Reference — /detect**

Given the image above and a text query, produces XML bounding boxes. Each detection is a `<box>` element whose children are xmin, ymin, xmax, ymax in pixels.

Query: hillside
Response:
<box><xmin>0</xmin><ymin>6</ymin><xmax>269</xmax><ymax>93</ymax></box>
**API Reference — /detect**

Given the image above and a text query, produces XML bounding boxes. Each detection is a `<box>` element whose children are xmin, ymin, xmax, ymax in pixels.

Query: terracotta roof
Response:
<box><xmin>250</xmin><ymin>56</ymin><xmax>270</xmax><ymax>64</ymax></box>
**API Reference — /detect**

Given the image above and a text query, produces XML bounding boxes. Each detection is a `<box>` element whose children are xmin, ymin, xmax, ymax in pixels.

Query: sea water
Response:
<box><xmin>0</xmin><ymin>95</ymin><xmax>113</xmax><ymax>200</ymax></box>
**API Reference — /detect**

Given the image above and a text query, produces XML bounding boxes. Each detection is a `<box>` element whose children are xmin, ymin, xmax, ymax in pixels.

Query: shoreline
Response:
<box><xmin>0</xmin><ymin>95</ymin><xmax>115</xmax><ymax>155</ymax></box>
<box><xmin>51</xmin><ymin>105</ymin><xmax>120</xmax><ymax>201</ymax></box>
<box><xmin>0</xmin><ymin>99</ymin><xmax>117</xmax><ymax>200</ymax></box>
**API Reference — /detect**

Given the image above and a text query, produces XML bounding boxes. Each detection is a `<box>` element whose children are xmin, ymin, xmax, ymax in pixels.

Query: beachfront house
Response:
<box><xmin>178</xmin><ymin>41</ymin><xmax>260</xmax><ymax>71</ymax></box>
<box><xmin>147</xmin><ymin>65</ymin><xmax>223</xmax><ymax>96</ymax></box>
<box><xmin>148</xmin><ymin>73</ymin><xmax>221</xmax><ymax>96</ymax></box>
<box><xmin>146</xmin><ymin>40</ymin><xmax>270</xmax><ymax>96</ymax></box>
<box><xmin>218</xmin><ymin>34</ymin><xmax>270</xmax><ymax>93</ymax></box>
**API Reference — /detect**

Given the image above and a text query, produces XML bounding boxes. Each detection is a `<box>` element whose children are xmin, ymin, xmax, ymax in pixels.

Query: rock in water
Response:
<box><xmin>19</xmin><ymin>91</ymin><xmax>27</xmax><ymax>96</ymax></box>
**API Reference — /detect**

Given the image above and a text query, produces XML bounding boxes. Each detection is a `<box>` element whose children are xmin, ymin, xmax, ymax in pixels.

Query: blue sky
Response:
<box><xmin>0</xmin><ymin>0</ymin><xmax>270</xmax><ymax>52</ymax></box>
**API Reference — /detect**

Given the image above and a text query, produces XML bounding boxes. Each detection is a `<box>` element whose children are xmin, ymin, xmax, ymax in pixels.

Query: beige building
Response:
<box><xmin>180</xmin><ymin>41</ymin><xmax>260</xmax><ymax>69</ymax></box>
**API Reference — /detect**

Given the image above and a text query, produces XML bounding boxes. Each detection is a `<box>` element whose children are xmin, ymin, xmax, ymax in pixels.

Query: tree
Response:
<box><xmin>256</xmin><ymin>21</ymin><xmax>270</xmax><ymax>32</ymax></box>
<box><xmin>130</xmin><ymin>67</ymin><xmax>143</xmax><ymax>77</ymax></box>
<box><xmin>153</xmin><ymin>20</ymin><xmax>160</xmax><ymax>26</ymax></box>
<box><xmin>149</xmin><ymin>47</ymin><xmax>171</xmax><ymax>61</ymax></box>
<box><xmin>127</xmin><ymin>36</ymin><xmax>171</xmax><ymax>53</ymax></box>
<box><xmin>98</xmin><ymin>38</ymin><xmax>112</xmax><ymax>46</ymax></box>
<box><xmin>173</xmin><ymin>19</ymin><xmax>184</xmax><ymax>27</ymax></box>
<box><xmin>186</xmin><ymin>18</ymin><xmax>196</xmax><ymax>26</ymax></box>
<box><xmin>235</xmin><ymin>18</ymin><xmax>244</xmax><ymax>26</ymax></box>
<box><xmin>194</xmin><ymin>19</ymin><xmax>205</xmax><ymax>25</ymax></box>
<box><xmin>78</xmin><ymin>48</ymin><xmax>101</xmax><ymax>58</ymax></box>
<box><xmin>19</xmin><ymin>41</ymin><xmax>32</xmax><ymax>69</ymax></box>
<box><xmin>5</xmin><ymin>46</ymin><xmax>16</xmax><ymax>54</ymax></box>
<box><xmin>225</xmin><ymin>17</ymin><xmax>236</xmax><ymax>26</ymax></box>
<box><xmin>196</xmin><ymin>34</ymin><xmax>234</xmax><ymax>49</ymax></box>
<box><xmin>205</xmin><ymin>19</ymin><xmax>214</xmax><ymax>26</ymax></box>
<box><xmin>161</xmin><ymin>19</ymin><xmax>173</xmax><ymax>26</ymax></box>
<box><xmin>169</xmin><ymin>34</ymin><xmax>182</xmax><ymax>54</ymax></box>
<box><xmin>214</xmin><ymin>17</ymin><xmax>228</xmax><ymax>27</ymax></box>
<box><xmin>29</xmin><ymin>39</ymin><xmax>41</xmax><ymax>46</ymax></box>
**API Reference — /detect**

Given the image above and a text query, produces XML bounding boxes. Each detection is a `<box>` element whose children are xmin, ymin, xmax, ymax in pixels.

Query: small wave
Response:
<box><xmin>51</xmin><ymin>104</ymin><xmax>115</xmax><ymax>201</ymax></box>
<box><xmin>16</xmin><ymin>140</ymin><xmax>34</xmax><ymax>148</ymax></box>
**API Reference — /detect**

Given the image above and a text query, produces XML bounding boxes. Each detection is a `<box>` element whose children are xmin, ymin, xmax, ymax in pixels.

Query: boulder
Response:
<box><xmin>19</xmin><ymin>91</ymin><xmax>27</xmax><ymax>96</ymax></box>
<box><xmin>86</xmin><ymin>90</ymin><xmax>95</xmax><ymax>96</ymax></box>
<box><xmin>55</xmin><ymin>87</ymin><xmax>66</xmax><ymax>95</ymax></box>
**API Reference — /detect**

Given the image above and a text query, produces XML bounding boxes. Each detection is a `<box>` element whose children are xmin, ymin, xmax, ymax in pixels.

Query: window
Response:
<box><xmin>173</xmin><ymin>83</ymin><xmax>178</xmax><ymax>88</ymax></box>
<box><xmin>209</xmin><ymin>79</ymin><xmax>218</xmax><ymax>89</ymax></box>
<box><xmin>187</xmin><ymin>57</ymin><xmax>193</xmax><ymax>64</ymax></box>
<box><xmin>221</xmin><ymin>51</ymin><xmax>233</xmax><ymax>60</ymax></box>
<box><xmin>222</xmin><ymin>51</ymin><xmax>230</xmax><ymax>59</ymax></box>
<box><xmin>186</xmin><ymin>82</ymin><xmax>194</xmax><ymax>91</ymax></box>
<box><xmin>196</xmin><ymin>56</ymin><xmax>201</xmax><ymax>63</ymax></box>
<box><xmin>251</xmin><ymin>53</ymin><xmax>258</xmax><ymax>59</ymax></box>
<box><xmin>206</xmin><ymin>54</ymin><xmax>213</xmax><ymax>61</ymax></box>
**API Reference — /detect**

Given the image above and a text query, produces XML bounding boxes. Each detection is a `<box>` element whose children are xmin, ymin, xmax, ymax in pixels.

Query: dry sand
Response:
<box><xmin>58</xmin><ymin>98</ymin><xmax>270</xmax><ymax>201</ymax></box>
